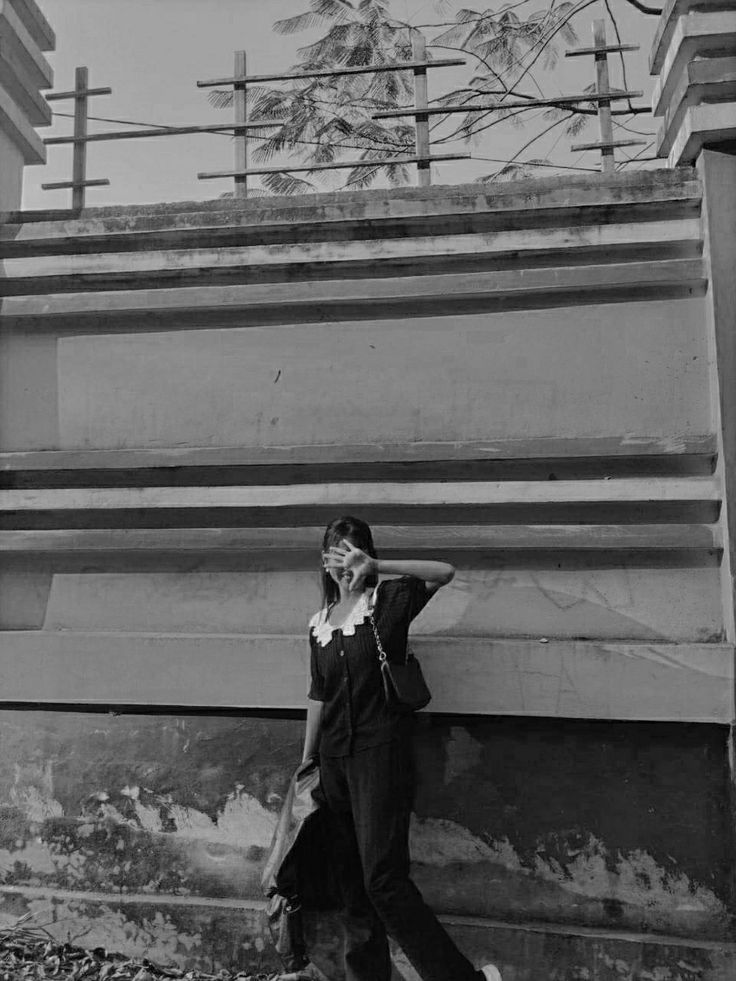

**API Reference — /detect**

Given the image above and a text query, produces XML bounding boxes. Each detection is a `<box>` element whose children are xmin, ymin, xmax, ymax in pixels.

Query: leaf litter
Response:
<box><xmin>0</xmin><ymin>925</ymin><xmax>286</xmax><ymax>981</ymax></box>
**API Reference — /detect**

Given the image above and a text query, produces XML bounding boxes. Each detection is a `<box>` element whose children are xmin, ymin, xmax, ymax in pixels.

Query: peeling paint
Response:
<box><xmin>132</xmin><ymin>789</ymin><xmax>276</xmax><ymax>849</ymax></box>
<box><xmin>409</xmin><ymin>816</ymin><xmax>730</xmax><ymax>937</ymax></box>
<box><xmin>531</xmin><ymin>838</ymin><xmax>727</xmax><ymax>922</ymax></box>
<box><xmin>410</xmin><ymin>816</ymin><xmax>522</xmax><ymax>870</ymax></box>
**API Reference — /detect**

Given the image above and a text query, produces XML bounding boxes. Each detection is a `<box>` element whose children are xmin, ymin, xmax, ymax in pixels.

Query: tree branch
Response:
<box><xmin>621</xmin><ymin>0</ymin><xmax>662</xmax><ymax>14</ymax></box>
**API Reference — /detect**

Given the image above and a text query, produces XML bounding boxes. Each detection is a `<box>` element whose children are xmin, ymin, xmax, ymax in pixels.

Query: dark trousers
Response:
<box><xmin>320</xmin><ymin>738</ymin><xmax>480</xmax><ymax>981</ymax></box>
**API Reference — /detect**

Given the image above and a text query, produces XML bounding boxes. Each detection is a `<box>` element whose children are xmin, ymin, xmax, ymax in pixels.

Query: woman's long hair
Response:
<box><xmin>321</xmin><ymin>515</ymin><xmax>378</xmax><ymax>612</ymax></box>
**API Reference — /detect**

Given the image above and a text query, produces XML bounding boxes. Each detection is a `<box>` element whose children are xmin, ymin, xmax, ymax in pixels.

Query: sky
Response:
<box><xmin>24</xmin><ymin>0</ymin><xmax>661</xmax><ymax>210</ymax></box>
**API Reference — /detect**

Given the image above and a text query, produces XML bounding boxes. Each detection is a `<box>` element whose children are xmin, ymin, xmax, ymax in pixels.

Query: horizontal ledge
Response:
<box><xmin>0</xmin><ymin>437</ymin><xmax>717</xmax><ymax>470</ymax></box>
<box><xmin>649</xmin><ymin>0</ymin><xmax>727</xmax><ymax>73</ymax></box>
<box><xmin>0</xmin><ymin>259</ymin><xmax>705</xmax><ymax>322</ymax></box>
<box><xmin>8</xmin><ymin>0</ymin><xmax>55</xmax><ymax>52</ymax></box>
<box><xmin>0</xmin><ymin>41</ymin><xmax>53</xmax><ymax>125</ymax></box>
<box><xmin>0</xmin><ymin>0</ymin><xmax>53</xmax><ymax>89</ymax></box>
<box><xmin>0</xmin><ymin>478</ymin><xmax>720</xmax><ymax>511</ymax></box>
<box><xmin>0</xmin><ymin>633</ymin><xmax>731</xmax><ymax>722</ymax></box>
<box><xmin>0</xmin><ymin>524</ymin><xmax>721</xmax><ymax>553</ymax></box>
<box><xmin>0</xmin><ymin>212</ymin><xmax>703</xmax><ymax>267</ymax></box>
<box><xmin>655</xmin><ymin>56</ymin><xmax>736</xmax><ymax>157</ymax></box>
<box><xmin>0</xmin><ymin>74</ymin><xmax>45</xmax><ymax>163</ymax></box>
<box><xmin>667</xmin><ymin>101</ymin><xmax>736</xmax><ymax>167</ymax></box>
<box><xmin>651</xmin><ymin>11</ymin><xmax>736</xmax><ymax>117</ymax></box>
<box><xmin>5</xmin><ymin>504</ymin><xmax>718</xmax><ymax>531</ymax></box>
<box><xmin>1</xmin><ymin>884</ymin><xmax>735</xmax><ymax>955</ymax></box>
<box><xmin>0</xmin><ymin>280</ymin><xmax>706</xmax><ymax>329</ymax></box>
<box><xmin>0</xmin><ymin>219</ymin><xmax>703</xmax><ymax>286</ymax></box>
<box><xmin>0</xmin><ymin>174</ymin><xmax>701</xmax><ymax>245</ymax></box>
<box><xmin>0</xmin><ymin>452</ymin><xmax>716</xmax><ymax>489</ymax></box>
<box><xmin>0</xmin><ymin>883</ymin><xmax>268</xmax><ymax>913</ymax></box>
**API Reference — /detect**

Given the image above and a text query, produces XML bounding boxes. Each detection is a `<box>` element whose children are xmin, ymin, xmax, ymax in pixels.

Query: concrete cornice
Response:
<box><xmin>650</xmin><ymin>0</ymin><xmax>735</xmax><ymax>74</ymax></box>
<box><xmin>0</xmin><ymin>168</ymin><xmax>699</xmax><ymax>230</ymax></box>
<box><xmin>651</xmin><ymin>10</ymin><xmax>736</xmax><ymax>117</ymax></box>
<box><xmin>0</xmin><ymin>0</ymin><xmax>52</xmax><ymax>89</ymax></box>
<box><xmin>0</xmin><ymin>0</ymin><xmax>51</xmax><ymax>203</ymax></box>
<box><xmin>0</xmin><ymin>35</ymin><xmax>52</xmax><ymax>125</ymax></box>
<box><xmin>655</xmin><ymin>56</ymin><xmax>736</xmax><ymax>158</ymax></box>
<box><xmin>0</xmin><ymin>75</ymin><xmax>45</xmax><ymax>162</ymax></box>
<box><xmin>650</xmin><ymin>1</ymin><xmax>736</xmax><ymax>165</ymax></box>
<box><xmin>8</xmin><ymin>0</ymin><xmax>55</xmax><ymax>52</ymax></box>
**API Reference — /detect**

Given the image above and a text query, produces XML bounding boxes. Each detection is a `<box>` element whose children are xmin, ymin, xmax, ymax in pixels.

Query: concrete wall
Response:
<box><xmin>2</xmin><ymin>170</ymin><xmax>736</xmax><ymax>980</ymax></box>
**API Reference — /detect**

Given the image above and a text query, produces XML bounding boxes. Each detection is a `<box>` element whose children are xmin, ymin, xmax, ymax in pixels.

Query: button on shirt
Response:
<box><xmin>308</xmin><ymin>576</ymin><xmax>431</xmax><ymax>757</ymax></box>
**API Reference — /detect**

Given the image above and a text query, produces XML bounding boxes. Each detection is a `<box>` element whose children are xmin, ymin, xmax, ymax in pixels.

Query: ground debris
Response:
<box><xmin>0</xmin><ymin>927</ymin><xmax>280</xmax><ymax>981</ymax></box>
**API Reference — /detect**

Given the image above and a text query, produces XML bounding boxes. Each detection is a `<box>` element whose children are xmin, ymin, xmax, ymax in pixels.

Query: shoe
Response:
<box><xmin>479</xmin><ymin>966</ymin><xmax>503</xmax><ymax>981</ymax></box>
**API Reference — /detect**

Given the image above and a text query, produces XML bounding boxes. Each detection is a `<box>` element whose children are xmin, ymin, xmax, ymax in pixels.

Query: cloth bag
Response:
<box><xmin>261</xmin><ymin>758</ymin><xmax>337</xmax><ymax>974</ymax></box>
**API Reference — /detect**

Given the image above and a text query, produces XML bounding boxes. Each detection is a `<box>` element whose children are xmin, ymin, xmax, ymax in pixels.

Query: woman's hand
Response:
<box><xmin>323</xmin><ymin>539</ymin><xmax>377</xmax><ymax>592</ymax></box>
<box><xmin>296</xmin><ymin>754</ymin><xmax>318</xmax><ymax>779</ymax></box>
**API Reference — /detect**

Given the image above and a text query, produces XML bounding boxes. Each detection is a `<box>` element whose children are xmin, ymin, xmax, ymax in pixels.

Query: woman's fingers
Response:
<box><xmin>325</xmin><ymin>547</ymin><xmax>348</xmax><ymax>559</ymax></box>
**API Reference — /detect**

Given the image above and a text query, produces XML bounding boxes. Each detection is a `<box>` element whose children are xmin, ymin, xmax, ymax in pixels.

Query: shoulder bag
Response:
<box><xmin>369</xmin><ymin>589</ymin><xmax>432</xmax><ymax>713</ymax></box>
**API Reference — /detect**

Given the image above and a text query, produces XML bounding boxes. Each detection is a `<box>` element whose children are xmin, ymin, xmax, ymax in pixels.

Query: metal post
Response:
<box><xmin>234</xmin><ymin>50</ymin><xmax>247</xmax><ymax>198</ymax></box>
<box><xmin>412</xmin><ymin>32</ymin><xmax>430</xmax><ymax>188</ymax></box>
<box><xmin>593</xmin><ymin>20</ymin><xmax>615</xmax><ymax>175</ymax></box>
<box><xmin>72</xmin><ymin>66</ymin><xmax>89</xmax><ymax>210</ymax></box>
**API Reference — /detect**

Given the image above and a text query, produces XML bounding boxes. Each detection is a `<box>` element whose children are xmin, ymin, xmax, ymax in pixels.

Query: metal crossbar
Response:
<box><xmin>196</xmin><ymin>58</ymin><xmax>465</xmax><ymax>88</ymax></box>
<box><xmin>44</xmin><ymin>122</ymin><xmax>280</xmax><ymax>145</ymax></box>
<box><xmin>198</xmin><ymin>152</ymin><xmax>471</xmax><ymax>181</ymax></box>
<box><xmin>374</xmin><ymin>90</ymin><xmax>644</xmax><ymax>119</ymax></box>
<box><xmin>45</xmin><ymin>86</ymin><xmax>112</xmax><ymax>101</ymax></box>
<box><xmin>565</xmin><ymin>43</ymin><xmax>639</xmax><ymax>58</ymax></box>
<box><xmin>41</xmin><ymin>178</ymin><xmax>110</xmax><ymax>191</ymax></box>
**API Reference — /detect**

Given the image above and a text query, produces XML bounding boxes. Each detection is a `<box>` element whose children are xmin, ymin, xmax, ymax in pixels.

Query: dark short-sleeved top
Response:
<box><xmin>308</xmin><ymin>576</ymin><xmax>431</xmax><ymax>757</ymax></box>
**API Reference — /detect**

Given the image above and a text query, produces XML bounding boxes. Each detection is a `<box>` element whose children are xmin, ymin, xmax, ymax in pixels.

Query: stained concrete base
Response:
<box><xmin>0</xmin><ymin>888</ymin><xmax>734</xmax><ymax>981</ymax></box>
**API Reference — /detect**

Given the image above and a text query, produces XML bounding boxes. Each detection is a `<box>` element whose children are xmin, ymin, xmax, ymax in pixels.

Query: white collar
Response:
<box><xmin>309</xmin><ymin>584</ymin><xmax>380</xmax><ymax>648</ymax></box>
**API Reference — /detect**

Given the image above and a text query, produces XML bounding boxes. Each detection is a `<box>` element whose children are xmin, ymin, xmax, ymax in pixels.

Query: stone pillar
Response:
<box><xmin>650</xmin><ymin>0</ymin><xmax>736</xmax><ymax>167</ymax></box>
<box><xmin>650</xmin><ymin>0</ymin><xmax>736</xmax><ymax>922</ymax></box>
<box><xmin>0</xmin><ymin>0</ymin><xmax>54</xmax><ymax>211</ymax></box>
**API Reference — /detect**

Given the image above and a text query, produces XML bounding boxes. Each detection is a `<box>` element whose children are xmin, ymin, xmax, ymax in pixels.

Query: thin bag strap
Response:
<box><xmin>367</xmin><ymin>582</ymin><xmax>388</xmax><ymax>664</ymax></box>
<box><xmin>369</xmin><ymin>612</ymin><xmax>388</xmax><ymax>664</ymax></box>
<box><xmin>368</xmin><ymin>582</ymin><xmax>409</xmax><ymax>665</ymax></box>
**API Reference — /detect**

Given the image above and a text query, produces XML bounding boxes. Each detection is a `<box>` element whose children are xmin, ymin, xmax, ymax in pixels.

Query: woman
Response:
<box><xmin>302</xmin><ymin>515</ymin><xmax>502</xmax><ymax>981</ymax></box>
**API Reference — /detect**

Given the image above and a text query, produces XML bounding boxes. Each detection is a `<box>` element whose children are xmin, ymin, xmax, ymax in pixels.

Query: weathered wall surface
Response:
<box><xmin>0</xmin><ymin>710</ymin><xmax>731</xmax><ymax>977</ymax></box>
<box><xmin>2</xmin><ymin>169</ymin><xmax>736</xmax><ymax>980</ymax></box>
